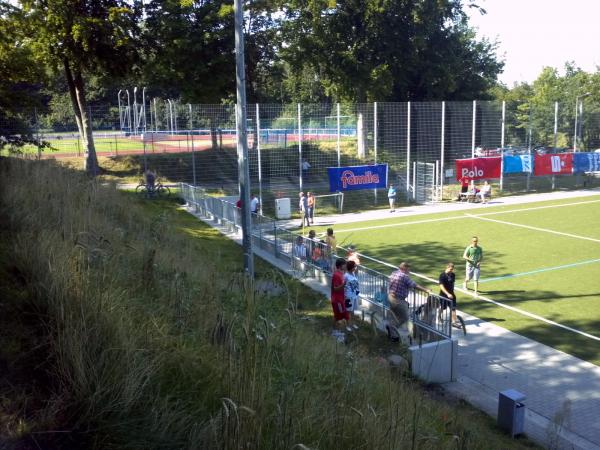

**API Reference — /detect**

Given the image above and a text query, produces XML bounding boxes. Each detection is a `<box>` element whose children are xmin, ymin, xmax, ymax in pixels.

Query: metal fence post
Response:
<box><xmin>440</xmin><ymin>101</ymin><xmax>445</xmax><ymax>199</ymax></box>
<box><xmin>337</xmin><ymin>103</ymin><xmax>341</xmax><ymax>167</ymax></box>
<box><xmin>500</xmin><ymin>101</ymin><xmax>505</xmax><ymax>191</ymax></box>
<box><xmin>256</xmin><ymin>104</ymin><xmax>263</xmax><ymax>215</ymax></box>
<box><xmin>298</xmin><ymin>103</ymin><xmax>303</xmax><ymax>192</ymax></box>
<box><xmin>374</xmin><ymin>101</ymin><xmax>378</xmax><ymax>205</ymax></box>
<box><xmin>406</xmin><ymin>101</ymin><xmax>411</xmax><ymax>199</ymax></box>
<box><xmin>471</xmin><ymin>100</ymin><xmax>477</xmax><ymax>158</ymax></box>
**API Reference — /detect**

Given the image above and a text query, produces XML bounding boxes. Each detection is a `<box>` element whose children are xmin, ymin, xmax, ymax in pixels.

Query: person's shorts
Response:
<box><xmin>440</xmin><ymin>294</ymin><xmax>457</xmax><ymax>310</ymax></box>
<box><xmin>466</xmin><ymin>263</ymin><xmax>480</xmax><ymax>281</ymax></box>
<box><xmin>331</xmin><ymin>300</ymin><xmax>349</xmax><ymax>321</ymax></box>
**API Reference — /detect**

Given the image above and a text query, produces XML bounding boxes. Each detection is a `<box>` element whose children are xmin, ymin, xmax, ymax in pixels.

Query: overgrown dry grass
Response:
<box><xmin>0</xmin><ymin>157</ymin><xmax>538</xmax><ymax>449</ymax></box>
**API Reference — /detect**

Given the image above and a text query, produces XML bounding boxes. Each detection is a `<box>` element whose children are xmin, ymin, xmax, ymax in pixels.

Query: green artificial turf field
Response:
<box><xmin>315</xmin><ymin>194</ymin><xmax>600</xmax><ymax>364</ymax></box>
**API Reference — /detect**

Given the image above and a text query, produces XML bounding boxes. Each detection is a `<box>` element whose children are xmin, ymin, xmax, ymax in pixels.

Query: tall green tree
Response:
<box><xmin>278</xmin><ymin>0</ymin><xmax>503</xmax><ymax>103</ymax></box>
<box><xmin>0</xmin><ymin>2</ymin><xmax>46</xmax><ymax>150</ymax></box>
<box><xmin>142</xmin><ymin>0</ymin><xmax>235</xmax><ymax>103</ymax></box>
<box><xmin>17</xmin><ymin>0</ymin><xmax>141</xmax><ymax>174</ymax></box>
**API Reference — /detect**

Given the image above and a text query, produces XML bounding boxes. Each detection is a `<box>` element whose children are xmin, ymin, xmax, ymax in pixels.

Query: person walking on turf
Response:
<box><xmin>463</xmin><ymin>236</ymin><xmax>483</xmax><ymax>296</ymax></box>
<box><xmin>439</xmin><ymin>262</ymin><xmax>460</xmax><ymax>328</ymax></box>
<box><xmin>387</xmin><ymin>262</ymin><xmax>430</xmax><ymax>341</ymax></box>
<box><xmin>387</xmin><ymin>184</ymin><xmax>397</xmax><ymax>212</ymax></box>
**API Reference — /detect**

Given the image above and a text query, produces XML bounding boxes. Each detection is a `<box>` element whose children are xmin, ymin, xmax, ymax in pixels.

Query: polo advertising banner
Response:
<box><xmin>503</xmin><ymin>154</ymin><xmax>533</xmax><ymax>174</ymax></box>
<box><xmin>534</xmin><ymin>153</ymin><xmax>573</xmax><ymax>176</ymax></box>
<box><xmin>455</xmin><ymin>157</ymin><xmax>501</xmax><ymax>181</ymax></box>
<box><xmin>573</xmin><ymin>152</ymin><xmax>600</xmax><ymax>173</ymax></box>
<box><xmin>327</xmin><ymin>164</ymin><xmax>388</xmax><ymax>192</ymax></box>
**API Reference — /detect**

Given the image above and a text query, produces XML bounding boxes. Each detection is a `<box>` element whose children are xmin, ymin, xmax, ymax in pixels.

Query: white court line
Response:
<box><xmin>475</xmin><ymin>198</ymin><xmax>600</xmax><ymax>217</ymax></box>
<box><xmin>465</xmin><ymin>213</ymin><xmax>600</xmax><ymax>244</ymax></box>
<box><xmin>334</xmin><ymin>198</ymin><xmax>600</xmax><ymax>235</ymax></box>
<box><xmin>360</xmin><ymin>251</ymin><xmax>600</xmax><ymax>342</ymax></box>
<box><xmin>479</xmin><ymin>258</ymin><xmax>600</xmax><ymax>283</ymax></box>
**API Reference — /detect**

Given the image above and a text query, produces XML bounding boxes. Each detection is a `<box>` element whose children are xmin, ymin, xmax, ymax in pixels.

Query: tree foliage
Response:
<box><xmin>278</xmin><ymin>0</ymin><xmax>503</xmax><ymax>102</ymax></box>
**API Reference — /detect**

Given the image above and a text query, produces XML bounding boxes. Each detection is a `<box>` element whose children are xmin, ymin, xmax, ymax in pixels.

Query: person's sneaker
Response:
<box><xmin>346</xmin><ymin>326</ymin><xmax>353</xmax><ymax>332</ymax></box>
<box><xmin>352</xmin><ymin>324</ymin><xmax>359</xmax><ymax>330</ymax></box>
<box><xmin>452</xmin><ymin>321</ymin><xmax>462</xmax><ymax>329</ymax></box>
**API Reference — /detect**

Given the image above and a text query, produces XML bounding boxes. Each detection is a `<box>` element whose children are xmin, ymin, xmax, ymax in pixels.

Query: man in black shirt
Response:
<box><xmin>439</xmin><ymin>262</ymin><xmax>460</xmax><ymax>328</ymax></box>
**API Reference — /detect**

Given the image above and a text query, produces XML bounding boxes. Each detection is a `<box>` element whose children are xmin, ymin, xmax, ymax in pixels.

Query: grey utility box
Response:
<box><xmin>497</xmin><ymin>389</ymin><xmax>526</xmax><ymax>437</ymax></box>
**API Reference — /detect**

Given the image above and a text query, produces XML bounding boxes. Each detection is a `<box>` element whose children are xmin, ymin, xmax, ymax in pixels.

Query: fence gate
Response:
<box><xmin>414</xmin><ymin>161</ymin><xmax>439</xmax><ymax>203</ymax></box>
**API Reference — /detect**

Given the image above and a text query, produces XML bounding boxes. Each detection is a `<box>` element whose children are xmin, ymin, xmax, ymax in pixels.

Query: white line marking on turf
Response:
<box><xmin>465</xmin><ymin>213</ymin><xmax>600</xmax><ymax>244</ymax></box>
<box><xmin>475</xmin><ymin>198</ymin><xmax>600</xmax><ymax>217</ymax></box>
<box><xmin>334</xmin><ymin>215</ymin><xmax>467</xmax><ymax>234</ymax></box>
<box><xmin>479</xmin><ymin>258</ymin><xmax>600</xmax><ymax>283</ymax></box>
<box><xmin>361</xmin><ymin>254</ymin><xmax>600</xmax><ymax>342</ymax></box>
<box><xmin>333</xmin><ymin>198</ymin><xmax>600</xmax><ymax>235</ymax></box>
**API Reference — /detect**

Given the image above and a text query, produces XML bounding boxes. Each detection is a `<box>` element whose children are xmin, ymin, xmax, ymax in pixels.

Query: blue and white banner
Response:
<box><xmin>503</xmin><ymin>155</ymin><xmax>532</xmax><ymax>174</ymax></box>
<box><xmin>327</xmin><ymin>164</ymin><xmax>388</xmax><ymax>192</ymax></box>
<box><xmin>573</xmin><ymin>152</ymin><xmax>600</xmax><ymax>173</ymax></box>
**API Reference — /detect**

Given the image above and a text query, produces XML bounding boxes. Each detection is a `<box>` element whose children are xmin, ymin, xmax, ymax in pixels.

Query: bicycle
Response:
<box><xmin>136</xmin><ymin>179</ymin><xmax>171</xmax><ymax>198</ymax></box>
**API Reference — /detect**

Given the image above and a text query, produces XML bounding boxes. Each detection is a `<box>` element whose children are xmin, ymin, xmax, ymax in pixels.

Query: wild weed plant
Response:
<box><xmin>0</xmin><ymin>158</ymin><xmax>537</xmax><ymax>449</ymax></box>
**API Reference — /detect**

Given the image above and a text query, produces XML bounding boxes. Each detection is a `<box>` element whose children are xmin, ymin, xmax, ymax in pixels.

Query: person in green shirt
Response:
<box><xmin>463</xmin><ymin>236</ymin><xmax>483</xmax><ymax>296</ymax></box>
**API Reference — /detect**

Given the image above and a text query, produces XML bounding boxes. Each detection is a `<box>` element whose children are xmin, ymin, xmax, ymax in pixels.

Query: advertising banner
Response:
<box><xmin>503</xmin><ymin>155</ymin><xmax>532</xmax><ymax>174</ymax></box>
<box><xmin>573</xmin><ymin>152</ymin><xmax>600</xmax><ymax>173</ymax></box>
<box><xmin>327</xmin><ymin>164</ymin><xmax>388</xmax><ymax>192</ymax></box>
<box><xmin>533</xmin><ymin>153</ymin><xmax>573</xmax><ymax>176</ymax></box>
<box><xmin>455</xmin><ymin>157</ymin><xmax>501</xmax><ymax>181</ymax></box>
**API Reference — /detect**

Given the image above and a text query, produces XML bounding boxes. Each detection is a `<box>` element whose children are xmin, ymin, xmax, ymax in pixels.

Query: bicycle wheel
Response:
<box><xmin>137</xmin><ymin>185</ymin><xmax>149</xmax><ymax>197</ymax></box>
<box><xmin>156</xmin><ymin>184</ymin><xmax>171</xmax><ymax>197</ymax></box>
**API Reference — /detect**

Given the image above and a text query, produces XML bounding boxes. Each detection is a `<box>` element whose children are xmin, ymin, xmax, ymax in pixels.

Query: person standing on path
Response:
<box><xmin>463</xmin><ymin>236</ymin><xmax>483</xmax><ymax>296</ymax></box>
<box><xmin>439</xmin><ymin>262</ymin><xmax>460</xmax><ymax>327</ymax></box>
<box><xmin>307</xmin><ymin>192</ymin><xmax>316</xmax><ymax>225</ymax></box>
<box><xmin>387</xmin><ymin>184</ymin><xmax>397</xmax><ymax>212</ymax></box>
<box><xmin>299</xmin><ymin>192</ymin><xmax>310</xmax><ymax>227</ymax></box>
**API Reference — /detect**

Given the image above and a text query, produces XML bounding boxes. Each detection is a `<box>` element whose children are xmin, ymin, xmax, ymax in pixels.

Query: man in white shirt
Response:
<box><xmin>250</xmin><ymin>194</ymin><xmax>260</xmax><ymax>214</ymax></box>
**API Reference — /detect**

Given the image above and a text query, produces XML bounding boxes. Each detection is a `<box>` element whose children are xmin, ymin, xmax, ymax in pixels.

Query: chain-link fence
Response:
<box><xmin>4</xmin><ymin>100</ymin><xmax>600</xmax><ymax>212</ymax></box>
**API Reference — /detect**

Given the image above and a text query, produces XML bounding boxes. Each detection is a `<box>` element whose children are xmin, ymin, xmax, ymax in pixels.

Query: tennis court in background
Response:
<box><xmin>314</xmin><ymin>193</ymin><xmax>600</xmax><ymax>364</ymax></box>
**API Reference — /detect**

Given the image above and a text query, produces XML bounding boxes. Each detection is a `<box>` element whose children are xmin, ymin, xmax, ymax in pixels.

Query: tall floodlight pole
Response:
<box><xmin>125</xmin><ymin>90</ymin><xmax>131</xmax><ymax>131</ymax></box>
<box><xmin>574</xmin><ymin>92</ymin><xmax>591</xmax><ymax>151</ymax></box>
<box><xmin>133</xmin><ymin>86</ymin><xmax>138</xmax><ymax>135</ymax></box>
<box><xmin>234</xmin><ymin>0</ymin><xmax>254</xmax><ymax>277</ymax></box>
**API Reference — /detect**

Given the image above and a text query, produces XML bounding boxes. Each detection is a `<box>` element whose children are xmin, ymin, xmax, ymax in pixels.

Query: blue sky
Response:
<box><xmin>466</xmin><ymin>0</ymin><xmax>600</xmax><ymax>86</ymax></box>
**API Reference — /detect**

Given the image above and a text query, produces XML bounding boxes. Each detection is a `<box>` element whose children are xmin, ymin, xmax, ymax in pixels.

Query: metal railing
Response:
<box><xmin>180</xmin><ymin>183</ymin><xmax>454</xmax><ymax>340</ymax></box>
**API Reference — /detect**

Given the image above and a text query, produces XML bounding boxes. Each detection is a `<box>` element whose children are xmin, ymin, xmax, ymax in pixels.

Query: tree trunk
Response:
<box><xmin>64</xmin><ymin>58</ymin><xmax>99</xmax><ymax>176</ymax></box>
<box><xmin>63</xmin><ymin>59</ymin><xmax>84</xmax><ymax>139</ymax></box>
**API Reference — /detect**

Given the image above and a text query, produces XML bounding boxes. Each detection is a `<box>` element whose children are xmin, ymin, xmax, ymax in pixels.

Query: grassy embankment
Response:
<box><xmin>0</xmin><ymin>157</ymin><xmax>539</xmax><ymax>449</ymax></box>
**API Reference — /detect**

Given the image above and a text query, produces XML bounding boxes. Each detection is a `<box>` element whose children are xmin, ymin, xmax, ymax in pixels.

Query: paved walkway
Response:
<box><xmin>191</xmin><ymin>188</ymin><xmax>600</xmax><ymax>449</ymax></box>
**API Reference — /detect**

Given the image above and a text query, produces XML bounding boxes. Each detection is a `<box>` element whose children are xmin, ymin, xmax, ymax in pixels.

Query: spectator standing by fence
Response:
<box><xmin>347</xmin><ymin>246</ymin><xmax>361</xmax><ymax>266</ymax></box>
<box><xmin>344</xmin><ymin>260</ymin><xmax>360</xmax><ymax>331</ymax></box>
<box><xmin>387</xmin><ymin>262</ymin><xmax>430</xmax><ymax>341</ymax></box>
<box><xmin>439</xmin><ymin>262</ymin><xmax>460</xmax><ymax>327</ymax></box>
<box><xmin>463</xmin><ymin>236</ymin><xmax>483</xmax><ymax>296</ymax></box>
<box><xmin>325</xmin><ymin>228</ymin><xmax>337</xmax><ymax>255</ymax></box>
<box><xmin>331</xmin><ymin>258</ymin><xmax>348</xmax><ymax>336</ymax></box>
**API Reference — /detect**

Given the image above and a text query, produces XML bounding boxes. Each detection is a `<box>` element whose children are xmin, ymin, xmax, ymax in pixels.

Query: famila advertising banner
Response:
<box><xmin>327</xmin><ymin>164</ymin><xmax>388</xmax><ymax>192</ymax></box>
<box><xmin>455</xmin><ymin>157</ymin><xmax>501</xmax><ymax>181</ymax></box>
